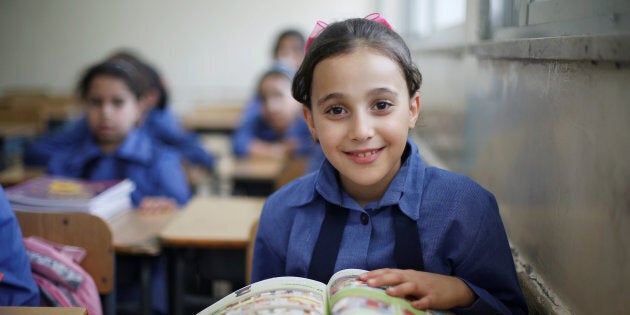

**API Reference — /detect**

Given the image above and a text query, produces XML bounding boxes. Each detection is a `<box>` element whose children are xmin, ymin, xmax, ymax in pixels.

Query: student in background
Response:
<box><xmin>46</xmin><ymin>58</ymin><xmax>190</xmax><ymax>211</ymax></box>
<box><xmin>251</xmin><ymin>15</ymin><xmax>527</xmax><ymax>314</ymax></box>
<box><xmin>231</xmin><ymin>63</ymin><xmax>313</xmax><ymax>159</ymax></box>
<box><xmin>23</xmin><ymin>51</ymin><xmax>215</xmax><ymax>172</ymax></box>
<box><xmin>44</xmin><ymin>58</ymin><xmax>188</xmax><ymax>315</ymax></box>
<box><xmin>233</xmin><ymin>29</ymin><xmax>310</xmax><ymax>155</ymax></box>
<box><xmin>0</xmin><ymin>186</ymin><xmax>40</xmax><ymax>306</ymax></box>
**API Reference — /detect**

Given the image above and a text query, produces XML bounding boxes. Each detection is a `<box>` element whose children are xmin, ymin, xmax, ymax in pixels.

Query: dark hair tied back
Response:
<box><xmin>292</xmin><ymin>18</ymin><xmax>422</xmax><ymax>108</ymax></box>
<box><xmin>77</xmin><ymin>59</ymin><xmax>150</xmax><ymax>101</ymax></box>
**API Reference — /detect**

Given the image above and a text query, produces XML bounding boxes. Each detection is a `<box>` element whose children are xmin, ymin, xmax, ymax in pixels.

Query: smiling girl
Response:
<box><xmin>251</xmin><ymin>14</ymin><xmax>527</xmax><ymax>314</ymax></box>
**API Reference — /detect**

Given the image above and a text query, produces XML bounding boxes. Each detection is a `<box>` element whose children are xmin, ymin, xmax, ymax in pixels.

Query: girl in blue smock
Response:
<box><xmin>0</xmin><ymin>186</ymin><xmax>39</xmax><ymax>306</ymax></box>
<box><xmin>251</xmin><ymin>14</ymin><xmax>527</xmax><ymax>314</ymax></box>
<box><xmin>46</xmin><ymin>59</ymin><xmax>188</xmax><ymax>315</ymax></box>
<box><xmin>46</xmin><ymin>59</ymin><xmax>190</xmax><ymax>210</ymax></box>
<box><xmin>23</xmin><ymin>53</ymin><xmax>215</xmax><ymax>171</ymax></box>
<box><xmin>231</xmin><ymin>63</ymin><xmax>314</xmax><ymax>158</ymax></box>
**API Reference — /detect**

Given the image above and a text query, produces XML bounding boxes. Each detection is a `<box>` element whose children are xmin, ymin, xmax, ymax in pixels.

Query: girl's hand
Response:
<box><xmin>138</xmin><ymin>196</ymin><xmax>177</xmax><ymax>214</ymax></box>
<box><xmin>359</xmin><ymin>268</ymin><xmax>476</xmax><ymax>310</ymax></box>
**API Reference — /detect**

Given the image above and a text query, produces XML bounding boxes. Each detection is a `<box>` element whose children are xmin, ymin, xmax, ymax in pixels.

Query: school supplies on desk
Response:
<box><xmin>197</xmin><ymin>269</ymin><xmax>452</xmax><ymax>315</ymax></box>
<box><xmin>6</xmin><ymin>175</ymin><xmax>134</xmax><ymax>220</ymax></box>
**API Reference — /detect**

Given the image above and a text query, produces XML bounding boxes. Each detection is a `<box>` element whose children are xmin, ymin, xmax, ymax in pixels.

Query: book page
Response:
<box><xmin>326</xmin><ymin>269</ymin><xmax>451</xmax><ymax>315</ymax></box>
<box><xmin>197</xmin><ymin>276</ymin><xmax>327</xmax><ymax>315</ymax></box>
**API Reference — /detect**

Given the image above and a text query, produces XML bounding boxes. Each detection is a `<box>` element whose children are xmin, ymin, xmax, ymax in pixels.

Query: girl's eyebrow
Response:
<box><xmin>368</xmin><ymin>87</ymin><xmax>398</xmax><ymax>98</ymax></box>
<box><xmin>316</xmin><ymin>92</ymin><xmax>344</xmax><ymax>107</ymax></box>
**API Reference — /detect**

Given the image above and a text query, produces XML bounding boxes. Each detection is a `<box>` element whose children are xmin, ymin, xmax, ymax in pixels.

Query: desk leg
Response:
<box><xmin>140</xmin><ymin>256</ymin><xmax>152</xmax><ymax>315</ymax></box>
<box><xmin>168</xmin><ymin>248</ymin><xmax>185</xmax><ymax>315</ymax></box>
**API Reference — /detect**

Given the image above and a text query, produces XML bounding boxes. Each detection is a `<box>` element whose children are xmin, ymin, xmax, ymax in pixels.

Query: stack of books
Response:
<box><xmin>6</xmin><ymin>175</ymin><xmax>135</xmax><ymax>220</ymax></box>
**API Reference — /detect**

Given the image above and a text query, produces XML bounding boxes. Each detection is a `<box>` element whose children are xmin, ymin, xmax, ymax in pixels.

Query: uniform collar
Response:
<box><xmin>311</xmin><ymin>139</ymin><xmax>426</xmax><ymax>220</ymax></box>
<box><xmin>64</xmin><ymin>128</ymin><xmax>154</xmax><ymax>168</ymax></box>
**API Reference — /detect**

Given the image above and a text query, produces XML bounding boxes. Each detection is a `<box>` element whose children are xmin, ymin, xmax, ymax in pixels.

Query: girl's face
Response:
<box><xmin>276</xmin><ymin>35</ymin><xmax>305</xmax><ymax>69</ymax></box>
<box><xmin>260</xmin><ymin>74</ymin><xmax>302</xmax><ymax>134</ymax></box>
<box><xmin>303</xmin><ymin>47</ymin><xmax>420</xmax><ymax>205</ymax></box>
<box><xmin>85</xmin><ymin>75</ymin><xmax>143</xmax><ymax>151</ymax></box>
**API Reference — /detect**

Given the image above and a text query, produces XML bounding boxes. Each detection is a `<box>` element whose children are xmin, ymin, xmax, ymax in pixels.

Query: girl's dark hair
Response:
<box><xmin>257</xmin><ymin>62</ymin><xmax>296</xmax><ymax>97</ymax></box>
<box><xmin>108</xmin><ymin>51</ymin><xmax>170</xmax><ymax>109</ymax></box>
<box><xmin>292</xmin><ymin>18</ymin><xmax>422</xmax><ymax>108</ymax></box>
<box><xmin>77</xmin><ymin>59</ymin><xmax>149</xmax><ymax>101</ymax></box>
<box><xmin>273</xmin><ymin>29</ymin><xmax>306</xmax><ymax>58</ymax></box>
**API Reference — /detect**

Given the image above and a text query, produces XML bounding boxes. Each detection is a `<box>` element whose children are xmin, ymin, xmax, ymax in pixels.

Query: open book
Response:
<box><xmin>198</xmin><ymin>269</ymin><xmax>452</xmax><ymax>315</ymax></box>
<box><xmin>6</xmin><ymin>175</ymin><xmax>135</xmax><ymax>220</ymax></box>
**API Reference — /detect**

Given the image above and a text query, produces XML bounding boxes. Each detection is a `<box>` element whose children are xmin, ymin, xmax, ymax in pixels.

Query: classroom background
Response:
<box><xmin>1</xmin><ymin>0</ymin><xmax>629</xmax><ymax>314</ymax></box>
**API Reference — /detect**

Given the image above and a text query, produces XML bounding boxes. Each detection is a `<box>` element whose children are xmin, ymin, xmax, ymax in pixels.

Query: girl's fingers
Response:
<box><xmin>411</xmin><ymin>296</ymin><xmax>432</xmax><ymax>310</ymax></box>
<box><xmin>364</xmin><ymin>270</ymin><xmax>407</xmax><ymax>287</ymax></box>
<box><xmin>386</xmin><ymin>281</ymin><xmax>422</xmax><ymax>298</ymax></box>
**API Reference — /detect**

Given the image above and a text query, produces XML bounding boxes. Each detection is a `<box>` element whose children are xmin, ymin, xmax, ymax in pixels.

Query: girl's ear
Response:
<box><xmin>408</xmin><ymin>92</ymin><xmax>420</xmax><ymax>130</ymax></box>
<box><xmin>140</xmin><ymin>89</ymin><xmax>160</xmax><ymax>112</ymax></box>
<box><xmin>302</xmin><ymin>105</ymin><xmax>318</xmax><ymax>141</ymax></box>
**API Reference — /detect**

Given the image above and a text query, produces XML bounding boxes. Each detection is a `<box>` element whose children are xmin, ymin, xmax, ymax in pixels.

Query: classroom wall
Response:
<box><xmin>0</xmin><ymin>0</ymin><xmax>374</xmax><ymax>114</ymax></box>
<box><xmin>413</xmin><ymin>30</ymin><xmax>630</xmax><ymax>315</ymax></box>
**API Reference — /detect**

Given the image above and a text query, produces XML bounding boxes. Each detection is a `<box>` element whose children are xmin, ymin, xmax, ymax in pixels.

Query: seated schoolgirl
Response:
<box><xmin>23</xmin><ymin>52</ymin><xmax>215</xmax><ymax>172</ymax></box>
<box><xmin>46</xmin><ymin>58</ymin><xmax>190</xmax><ymax>212</ymax></box>
<box><xmin>252</xmin><ymin>14</ymin><xmax>527</xmax><ymax>314</ymax></box>
<box><xmin>231</xmin><ymin>63</ymin><xmax>314</xmax><ymax>159</ymax></box>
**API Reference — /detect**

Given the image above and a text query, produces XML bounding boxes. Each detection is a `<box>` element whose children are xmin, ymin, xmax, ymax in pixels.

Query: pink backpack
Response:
<box><xmin>23</xmin><ymin>236</ymin><xmax>102</xmax><ymax>315</ymax></box>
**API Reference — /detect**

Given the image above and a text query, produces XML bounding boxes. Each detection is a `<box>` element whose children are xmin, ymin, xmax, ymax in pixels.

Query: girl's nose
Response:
<box><xmin>349</xmin><ymin>111</ymin><xmax>374</xmax><ymax>142</ymax></box>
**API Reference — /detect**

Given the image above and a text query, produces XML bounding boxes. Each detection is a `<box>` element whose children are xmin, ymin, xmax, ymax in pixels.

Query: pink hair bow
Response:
<box><xmin>304</xmin><ymin>13</ymin><xmax>393</xmax><ymax>52</ymax></box>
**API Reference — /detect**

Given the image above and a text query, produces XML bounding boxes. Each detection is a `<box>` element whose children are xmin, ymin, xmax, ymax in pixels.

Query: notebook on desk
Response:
<box><xmin>5</xmin><ymin>175</ymin><xmax>134</xmax><ymax>220</ymax></box>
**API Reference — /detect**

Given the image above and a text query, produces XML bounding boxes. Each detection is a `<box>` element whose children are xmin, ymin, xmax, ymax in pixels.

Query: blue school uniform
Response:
<box><xmin>47</xmin><ymin>128</ymin><xmax>191</xmax><ymax>206</ymax></box>
<box><xmin>0</xmin><ymin>187</ymin><xmax>40</xmax><ymax>306</ymax></box>
<box><xmin>231</xmin><ymin>97</ymin><xmax>314</xmax><ymax>157</ymax></box>
<box><xmin>142</xmin><ymin>107</ymin><xmax>214</xmax><ymax>169</ymax></box>
<box><xmin>252</xmin><ymin>139</ymin><xmax>527</xmax><ymax>314</ymax></box>
<box><xmin>24</xmin><ymin>108</ymin><xmax>215</xmax><ymax>169</ymax></box>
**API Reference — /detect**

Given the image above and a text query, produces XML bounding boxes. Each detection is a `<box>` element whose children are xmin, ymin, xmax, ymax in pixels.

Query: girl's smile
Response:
<box><xmin>343</xmin><ymin>147</ymin><xmax>384</xmax><ymax>164</ymax></box>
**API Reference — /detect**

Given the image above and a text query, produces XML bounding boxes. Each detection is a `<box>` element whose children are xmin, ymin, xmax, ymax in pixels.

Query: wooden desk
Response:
<box><xmin>0</xmin><ymin>122</ymin><xmax>40</xmax><ymax>138</ymax></box>
<box><xmin>108</xmin><ymin>209</ymin><xmax>178</xmax><ymax>315</ymax></box>
<box><xmin>161</xmin><ymin>196</ymin><xmax>264</xmax><ymax>248</ymax></box>
<box><xmin>181</xmin><ymin>106</ymin><xmax>243</xmax><ymax>134</ymax></box>
<box><xmin>229</xmin><ymin>157</ymin><xmax>286</xmax><ymax>196</ymax></box>
<box><xmin>160</xmin><ymin>196</ymin><xmax>265</xmax><ymax>315</ymax></box>
<box><xmin>231</xmin><ymin>157</ymin><xmax>285</xmax><ymax>182</ymax></box>
<box><xmin>109</xmin><ymin>210</ymin><xmax>177</xmax><ymax>256</ymax></box>
<box><xmin>0</xmin><ymin>164</ymin><xmax>45</xmax><ymax>187</ymax></box>
<box><xmin>0</xmin><ymin>307</ymin><xmax>87</xmax><ymax>315</ymax></box>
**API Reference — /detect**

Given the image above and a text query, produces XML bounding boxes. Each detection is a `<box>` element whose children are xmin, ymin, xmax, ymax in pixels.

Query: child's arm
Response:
<box><xmin>359</xmin><ymin>269</ymin><xmax>475</xmax><ymax>310</ymax></box>
<box><xmin>138</xmin><ymin>196</ymin><xmax>177</xmax><ymax>214</ymax></box>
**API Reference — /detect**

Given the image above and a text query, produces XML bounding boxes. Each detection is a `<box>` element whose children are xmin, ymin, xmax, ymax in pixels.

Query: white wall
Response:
<box><xmin>0</xmin><ymin>0</ymin><xmax>375</xmax><ymax>114</ymax></box>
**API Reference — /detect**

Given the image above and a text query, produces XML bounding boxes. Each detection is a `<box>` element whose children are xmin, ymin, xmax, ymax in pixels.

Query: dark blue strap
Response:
<box><xmin>307</xmin><ymin>202</ymin><xmax>349</xmax><ymax>283</ymax></box>
<box><xmin>307</xmin><ymin>202</ymin><xmax>423</xmax><ymax>282</ymax></box>
<box><xmin>393</xmin><ymin>206</ymin><xmax>424</xmax><ymax>270</ymax></box>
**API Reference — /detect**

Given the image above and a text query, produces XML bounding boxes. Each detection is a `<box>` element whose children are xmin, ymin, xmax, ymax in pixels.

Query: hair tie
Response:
<box><xmin>304</xmin><ymin>13</ymin><xmax>393</xmax><ymax>52</ymax></box>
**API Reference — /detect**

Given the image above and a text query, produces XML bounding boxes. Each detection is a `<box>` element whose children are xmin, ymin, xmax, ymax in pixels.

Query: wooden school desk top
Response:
<box><xmin>181</xmin><ymin>106</ymin><xmax>243</xmax><ymax>133</ymax></box>
<box><xmin>109</xmin><ymin>209</ymin><xmax>178</xmax><ymax>255</ymax></box>
<box><xmin>159</xmin><ymin>195</ymin><xmax>265</xmax><ymax>248</ymax></box>
<box><xmin>230</xmin><ymin>156</ymin><xmax>286</xmax><ymax>181</ymax></box>
<box><xmin>0</xmin><ymin>307</ymin><xmax>87</xmax><ymax>315</ymax></box>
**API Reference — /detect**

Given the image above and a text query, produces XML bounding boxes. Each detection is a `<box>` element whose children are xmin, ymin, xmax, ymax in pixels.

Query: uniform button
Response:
<box><xmin>360</xmin><ymin>213</ymin><xmax>369</xmax><ymax>225</ymax></box>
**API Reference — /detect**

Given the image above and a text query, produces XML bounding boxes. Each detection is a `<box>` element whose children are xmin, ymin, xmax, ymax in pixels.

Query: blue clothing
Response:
<box><xmin>142</xmin><ymin>107</ymin><xmax>214</xmax><ymax>169</ymax></box>
<box><xmin>0</xmin><ymin>187</ymin><xmax>40</xmax><ymax>306</ymax></box>
<box><xmin>231</xmin><ymin>97</ymin><xmax>314</xmax><ymax>157</ymax></box>
<box><xmin>24</xmin><ymin>108</ymin><xmax>215</xmax><ymax>169</ymax></box>
<box><xmin>252</xmin><ymin>139</ymin><xmax>527</xmax><ymax>314</ymax></box>
<box><xmin>47</xmin><ymin>128</ymin><xmax>191</xmax><ymax>206</ymax></box>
